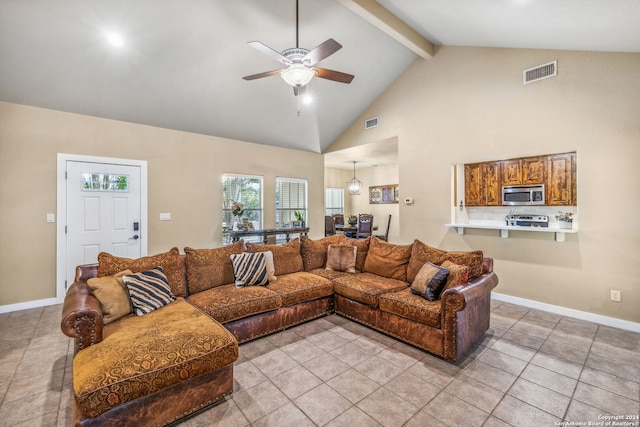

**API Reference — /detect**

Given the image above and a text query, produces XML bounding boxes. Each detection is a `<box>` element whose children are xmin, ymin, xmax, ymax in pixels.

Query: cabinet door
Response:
<box><xmin>546</xmin><ymin>153</ymin><xmax>574</xmax><ymax>205</ymax></box>
<box><xmin>464</xmin><ymin>163</ymin><xmax>483</xmax><ymax>206</ymax></box>
<box><xmin>483</xmin><ymin>162</ymin><xmax>502</xmax><ymax>205</ymax></box>
<box><xmin>522</xmin><ymin>157</ymin><xmax>545</xmax><ymax>184</ymax></box>
<box><xmin>501</xmin><ymin>159</ymin><xmax>522</xmax><ymax>186</ymax></box>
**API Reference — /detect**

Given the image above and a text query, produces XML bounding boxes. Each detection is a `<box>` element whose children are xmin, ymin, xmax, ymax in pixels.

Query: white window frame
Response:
<box><xmin>222</xmin><ymin>173</ymin><xmax>263</xmax><ymax>244</ymax></box>
<box><xmin>325</xmin><ymin>187</ymin><xmax>344</xmax><ymax>216</ymax></box>
<box><xmin>276</xmin><ymin>177</ymin><xmax>308</xmax><ymax>229</ymax></box>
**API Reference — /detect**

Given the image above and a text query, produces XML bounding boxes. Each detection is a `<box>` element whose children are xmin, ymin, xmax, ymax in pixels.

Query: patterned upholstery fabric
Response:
<box><xmin>363</xmin><ymin>237</ymin><xmax>413</xmax><ymax>282</ymax></box>
<box><xmin>184</xmin><ymin>241</ymin><xmax>245</xmax><ymax>294</ymax></box>
<box><xmin>73</xmin><ymin>298</ymin><xmax>238</xmax><ymax>419</ymax></box>
<box><xmin>332</xmin><ymin>273</ymin><xmax>408</xmax><ymax>307</ymax></box>
<box><xmin>407</xmin><ymin>239</ymin><xmax>484</xmax><ymax>282</ymax></box>
<box><xmin>307</xmin><ymin>268</ymin><xmax>349</xmax><ymax>280</ymax></box>
<box><xmin>379</xmin><ymin>288</ymin><xmax>442</xmax><ymax>328</ymax></box>
<box><xmin>340</xmin><ymin>236</ymin><xmax>370</xmax><ymax>273</ymax></box>
<box><xmin>300</xmin><ymin>234</ymin><xmax>345</xmax><ymax>271</ymax></box>
<box><xmin>187</xmin><ymin>283</ymin><xmax>282</xmax><ymax>323</ymax></box>
<box><xmin>266</xmin><ymin>272</ymin><xmax>333</xmax><ymax>307</ymax></box>
<box><xmin>97</xmin><ymin>247</ymin><xmax>187</xmax><ymax>297</ymax></box>
<box><xmin>246</xmin><ymin>238</ymin><xmax>304</xmax><ymax>276</ymax></box>
<box><xmin>441</xmin><ymin>260</ymin><xmax>470</xmax><ymax>292</ymax></box>
<box><xmin>123</xmin><ymin>267</ymin><xmax>176</xmax><ymax>315</ymax></box>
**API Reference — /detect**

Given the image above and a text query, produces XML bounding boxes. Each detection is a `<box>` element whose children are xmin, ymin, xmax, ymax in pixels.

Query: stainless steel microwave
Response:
<box><xmin>502</xmin><ymin>185</ymin><xmax>545</xmax><ymax>206</ymax></box>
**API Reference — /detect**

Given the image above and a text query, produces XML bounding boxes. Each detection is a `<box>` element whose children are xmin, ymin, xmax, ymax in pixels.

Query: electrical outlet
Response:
<box><xmin>610</xmin><ymin>290</ymin><xmax>621</xmax><ymax>302</ymax></box>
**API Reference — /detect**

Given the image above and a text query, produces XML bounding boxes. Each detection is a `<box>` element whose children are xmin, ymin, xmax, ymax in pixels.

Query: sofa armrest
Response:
<box><xmin>60</xmin><ymin>265</ymin><xmax>104</xmax><ymax>354</ymax></box>
<box><xmin>440</xmin><ymin>259</ymin><xmax>499</xmax><ymax>360</ymax></box>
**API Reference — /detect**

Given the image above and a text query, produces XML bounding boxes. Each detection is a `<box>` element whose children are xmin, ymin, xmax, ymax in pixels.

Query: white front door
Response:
<box><xmin>57</xmin><ymin>155</ymin><xmax>147</xmax><ymax>299</ymax></box>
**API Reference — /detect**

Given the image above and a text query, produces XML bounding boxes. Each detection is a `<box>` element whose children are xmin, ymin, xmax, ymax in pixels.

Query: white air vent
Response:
<box><xmin>523</xmin><ymin>60</ymin><xmax>557</xmax><ymax>85</ymax></box>
<box><xmin>364</xmin><ymin>117</ymin><xmax>379</xmax><ymax>129</ymax></box>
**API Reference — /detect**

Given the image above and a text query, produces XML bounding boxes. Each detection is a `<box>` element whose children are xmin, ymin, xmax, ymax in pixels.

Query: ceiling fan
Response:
<box><xmin>242</xmin><ymin>0</ymin><xmax>354</xmax><ymax>96</ymax></box>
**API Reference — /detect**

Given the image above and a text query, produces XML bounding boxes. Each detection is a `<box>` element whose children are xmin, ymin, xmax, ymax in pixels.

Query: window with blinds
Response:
<box><xmin>276</xmin><ymin>178</ymin><xmax>308</xmax><ymax>228</ymax></box>
<box><xmin>222</xmin><ymin>174</ymin><xmax>263</xmax><ymax>244</ymax></box>
<box><xmin>325</xmin><ymin>188</ymin><xmax>344</xmax><ymax>216</ymax></box>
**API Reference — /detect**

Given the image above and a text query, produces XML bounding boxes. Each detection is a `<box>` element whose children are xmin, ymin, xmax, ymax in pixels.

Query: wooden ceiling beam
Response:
<box><xmin>337</xmin><ymin>0</ymin><xmax>434</xmax><ymax>59</ymax></box>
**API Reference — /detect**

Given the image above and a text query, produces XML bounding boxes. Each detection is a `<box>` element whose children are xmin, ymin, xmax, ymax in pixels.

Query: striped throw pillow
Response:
<box><xmin>122</xmin><ymin>267</ymin><xmax>176</xmax><ymax>315</ymax></box>
<box><xmin>230</xmin><ymin>252</ymin><xmax>270</xmax><ymax>287</ymax></box>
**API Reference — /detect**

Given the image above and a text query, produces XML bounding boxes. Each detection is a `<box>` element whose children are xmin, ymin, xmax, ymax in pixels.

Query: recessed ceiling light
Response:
<box><xmin>106</xmin><ymin>32</ymin><xmax>124</xmax><ymax>47</ymax></box>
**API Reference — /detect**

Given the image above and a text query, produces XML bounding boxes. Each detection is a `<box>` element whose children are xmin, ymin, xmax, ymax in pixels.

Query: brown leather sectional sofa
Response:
<box><xmin>61</xmin><ymin>234</ymin><xmax>498</xmax><ymax>426</ymax></box>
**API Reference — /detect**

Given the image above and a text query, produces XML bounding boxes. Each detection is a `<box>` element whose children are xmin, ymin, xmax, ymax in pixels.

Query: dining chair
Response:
<box><xmin>332</xmin><ymin>214</ymin><xmax>344</xmax><ymax>226</ymax></box>
<box><xmin>356</xmin><ymin>214</ymin><xmax>373</xmax><ymax>239</ymax></box>
<box><xmin>374</xmin><ymin>214</ymin><xmax>391</xmax><ymax>241</ymax></box>
<box><xmin>325</xmin><ymin>215</ymin><xmax>336</xmax><ymax>236</ymax></box>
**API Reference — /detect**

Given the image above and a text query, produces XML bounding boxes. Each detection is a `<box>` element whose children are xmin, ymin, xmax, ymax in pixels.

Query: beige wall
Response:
<box><xmin>329</xmin><ymin>47</ymin><xmax>640</xmax><ymax>323</ymax></box>
<box><xmin>0</xmin><ymin>102</ymin><xmax>325</xmax><ymax>306</ymax></box>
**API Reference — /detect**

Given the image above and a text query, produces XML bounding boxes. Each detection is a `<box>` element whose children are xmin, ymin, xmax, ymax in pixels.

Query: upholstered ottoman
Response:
<box><xmin>72</xmin><ymin>298</ymin><xmax>238</xmax><ymax>426</ymax></box>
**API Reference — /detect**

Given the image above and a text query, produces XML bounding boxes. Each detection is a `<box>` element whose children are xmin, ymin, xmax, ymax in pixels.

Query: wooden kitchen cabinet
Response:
<box><xmin>501</xmin><ymin>156</ymin><xmax>545</xmax><ymax>186</ymax></box>
<box><xmin>546</xmin><ymin>153</ymin><xmax>576</xmax><ymax>206</ymax></box>
<box><xmin>465</xmin><ymin>161</ymin><xmax>501</xmax><ymax>206</ymax></box>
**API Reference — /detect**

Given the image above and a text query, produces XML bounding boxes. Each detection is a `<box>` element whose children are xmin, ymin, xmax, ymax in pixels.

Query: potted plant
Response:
<box><xmin>294</xmin><ymin>211</ymin><xmax>305</xmax><ymax>228</ymax></box>
<box><xmin>348</xmin><ymin>215</ymin><xmax>357</xmax><ymax>226</ymax></box>
<box><xmin>231</xmin><ymin>201</ymin><xmax>245</xmax><ymax>230</ymax></box>
<box><xmin>555</xmin><ymin>211</ymin><xmax>573</xmax><ymax>229</ymax></box>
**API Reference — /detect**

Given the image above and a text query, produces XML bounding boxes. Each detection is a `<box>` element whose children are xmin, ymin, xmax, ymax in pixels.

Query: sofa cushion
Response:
<box><xmin>410</xmin><ymin>262</ymin><xmax>450</xmax><ymax>302</ymax></box>
<box><xmin>187</xmin><ymin>284</ymin><xmax>282</xmax><ymax>323</ymax></box>
<box><xmin>326</xmin><ymin>245</ymin><xmax>357</xmax><ymax>273</ymax></box>
<box><xmin>87</xmin><ymin>269</ymin><xmax>132</xmax><ymax>325</ymax></box>
<box><xmin>307</xmin><ymin>268</ymin><xmax>350</xmax><ymax>280</ymax></box>
<box><xmin>230</xmin><ymin>251</ymin><xmax>272</xmax><ymax>287</ymax></box>
<box><xmin>73</xmin><ymin>298</ymin><xmax>238</xmax><ymax>419</ymax></box>
<box><xmin>123</xmin><ymin>267</ymin><xmax>176</xmax><ymax>315</ymax></box>
<box><xmin>184</xmin><ymin>241</ymin><xmax>245</xmax><ymax>294</ymax></box>
<box><xmin>407</xmin><ymin>240</ymin><xmax>484</xmax><ymax>282</ymax></box>
<box><xmin>300</xmin><ymin>234</ymin><xmax>346</xmax><ymax>271</ymax></box>
<box><xmin>379</xmin><ymin>288</ymin><xmax>441</xmax><ymax>328</ymax></box>
<box><xmin>340</xmin><ymin>236</ymin><xmax>370</xmax><ymax>273</ymax></box>
<box><xmin>266</xmin><ymin>272</ymin><xmax>334</xmax><ymax>306</ymax></box>
<box><xmin>364</xmin><ymin>237</ymin><xmax>413</xmax><ymax>281</ymax></box>
<box><xmin>332</xmin><ymin>273</ymin><xmax>408</xmax><ymax>307</ymax></box>
<box><xmin>246</xmin><ymin>238</ymin><xmax>304</xmax><ymax>276</ymax></box>
<box><xmin>97</xmin><ymin>247</ymin><xmax>187</xmax><ymax>297</ymax></box>
<box><xmin>441</xmin><ymin>260</ymin><xmax>470</xmax><ymax>292</ymax></box>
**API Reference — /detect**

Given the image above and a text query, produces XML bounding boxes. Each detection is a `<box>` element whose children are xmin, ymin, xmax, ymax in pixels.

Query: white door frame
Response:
<box><xmin>56</xmin><ymin>153</ymin><xmax>148</xmax><ymax>302</ymax></box>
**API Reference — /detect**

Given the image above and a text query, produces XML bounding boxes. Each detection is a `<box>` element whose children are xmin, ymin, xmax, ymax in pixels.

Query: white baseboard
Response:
<box><xmin>492</xmin><ymin>292</ymin><xmax>640</xmax><ymax>333</ymax></box>
<box><xmin>0</xmin><ymin>298</ymin><xmax>59</xmax><ymax>314</ymax></box>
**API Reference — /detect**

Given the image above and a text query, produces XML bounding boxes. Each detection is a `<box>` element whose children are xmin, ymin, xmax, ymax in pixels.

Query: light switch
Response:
<box><xmin>159</xmin><ymin>213</ymin><xmax>171</xmax><ymax>221</ymax></box>
<box><xmin>47</xmin><ymin>213</ymin><xmax>55</xmax><ymax>223</ymax></box>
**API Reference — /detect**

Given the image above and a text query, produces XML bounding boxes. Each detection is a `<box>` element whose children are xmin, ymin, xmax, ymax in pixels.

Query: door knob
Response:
<box><xmin>129</xmin><ymin>235</ymin><xmax>139</xmax><ymax>240</ymax></box>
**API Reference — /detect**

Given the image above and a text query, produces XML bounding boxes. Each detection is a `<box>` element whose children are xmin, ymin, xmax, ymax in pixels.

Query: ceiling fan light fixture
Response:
<box><xmin>280</xmin><ymin>64</ymin><xmax>315</xmax><ymax>87</ymax></box>
<box><xmin>347</xmin><ymin>161</ymin><xmax>362</xmax><ymax>195</ymax></box>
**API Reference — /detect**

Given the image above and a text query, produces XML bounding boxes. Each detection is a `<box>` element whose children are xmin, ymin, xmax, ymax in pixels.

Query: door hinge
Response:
<box><xmin>65</xmin><ymin>171</ymin><xmax>67</xmax><ymax>179</ymax></box>
<box><xmin>65</xmin><ymin>225</ymin><xmax>67</xmax><ymax>234</ymax></box>
<box><xmin>65</xmin><ymin>280</ymin><xmax>68</xmax><ymax>289</ymax></box>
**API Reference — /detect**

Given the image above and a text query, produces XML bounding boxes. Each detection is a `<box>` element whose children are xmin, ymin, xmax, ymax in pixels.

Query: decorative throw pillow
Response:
<box><xmin>410</xmin><ymin>262</ymin><xmax>450</xmax><ymax>301</ymax></box>
<box><xmin>87</xmin><ymin>269</ymin><xmax>133</xmax><ymax>324</ymax></box>
<box><xmin>97</xmin><ymin>247</ymin><xmax>187</xmax><ymax>297</ymax></box>
<box><xmin>340</xmin><ymin>236</ymin><xmax>371</xmax><ymax>273</ymax></box>
<box><xmin>406</xmin><ymin>240</ymin><xmax>483</xmax><ymax>282</ymax></box>
<box><xmin>363</xmin><ymin>237</ymin><xmax>413</xmax><ymax>281</ymax></box>
<box><xmin>230</xmin><ymin>252</ymin><xmax>271</xmax><ymax>287</ymax></box>
<box><xmin>246</xmin><ymin>238</ymin><xmax>304</xmax><ymax>276</ymax></box>
<box><xmin>184</xmin><ymin>240</ymin><xmax>246</xmax><ymax>293</ymax></box>
<box><xmin>122</xmin><ymin>267</ymin><xmax>176</xmax><ymax>316</ymax></box>
<box><xmin>441</xmin><ymin>260</ymin><xmax>470</xmax><ymax>293</ymax></box>
<box><xmin>325</xmin><ymin>245</ymin><xmax>357</xmax><ymax>273</ymax></box>
<box><xmin>300</xmin><ymin>234</ymin><xmax>346</xmax><ymax>271</ymax></box>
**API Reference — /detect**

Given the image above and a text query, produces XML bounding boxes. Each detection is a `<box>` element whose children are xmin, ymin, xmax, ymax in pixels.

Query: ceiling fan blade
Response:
<box><xmin>247</xmin><ymin>41</ymin><xmax>291</xmax><ymax>65</ymax></box>
<box><xmin>242</xmin><ymin>70</ymin><xmax>281</xmax><ymax>81</ymax></box>
<box><xmin>293</xmin><ymin>85</ymin><xmax>306</xmax><ymax>97</ymax></box>
<box><xmin>303</xmin><ymin>39</ymin><xmax>342</xmax><ymax>66</ymax></box>
<box><xmin>315</xmin><ymin>67</ymin><xmax>354</xmax><ymax>84</ymax></box>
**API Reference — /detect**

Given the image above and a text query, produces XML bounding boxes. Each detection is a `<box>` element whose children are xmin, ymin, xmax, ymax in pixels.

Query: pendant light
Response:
<box><xmin>347</xmin><ymin>161</ymin><xmax>362</xmax><ymax>195</ymax></box>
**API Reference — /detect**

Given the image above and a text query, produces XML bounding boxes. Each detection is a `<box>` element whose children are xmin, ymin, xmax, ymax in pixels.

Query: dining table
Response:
<box><xmin>335</xmin><ymin>224</ymin><xmax>378</xmax><ymax>233</ymax></box>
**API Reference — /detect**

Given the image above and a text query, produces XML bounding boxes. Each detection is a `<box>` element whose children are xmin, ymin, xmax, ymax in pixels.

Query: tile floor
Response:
<box><xmin>0</xmin><ymin>300</ymin><xmax>638</xmax><ymax>426</ymax></box>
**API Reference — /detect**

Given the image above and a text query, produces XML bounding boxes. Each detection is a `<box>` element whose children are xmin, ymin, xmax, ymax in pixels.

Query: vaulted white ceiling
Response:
<box><xmin>1</xmin><ymin>0</ymin><xmax>638</xmax><ymax>155</ymax></box>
